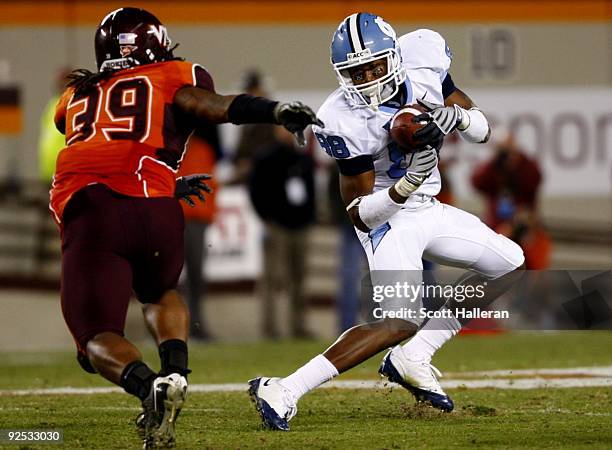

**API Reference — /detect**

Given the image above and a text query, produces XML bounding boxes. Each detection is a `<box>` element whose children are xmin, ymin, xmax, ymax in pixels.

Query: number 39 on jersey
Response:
<box><xmin>66</xmin><ymin>76</ymin><xmax>152</xmax><ymax>145</ymax></box>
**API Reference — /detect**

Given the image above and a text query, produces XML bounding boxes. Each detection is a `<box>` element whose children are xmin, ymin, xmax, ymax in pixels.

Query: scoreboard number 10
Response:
<box><xmin>470</xmin><ymin>28</ymin><xmax>517</xmax><ymax>79</ymax></box>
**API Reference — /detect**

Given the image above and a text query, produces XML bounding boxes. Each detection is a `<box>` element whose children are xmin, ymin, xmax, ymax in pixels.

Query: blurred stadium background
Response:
<box><xmin>0</xmin><ymin>0</ymin><xmax>610</xmax><ymax>348</ymax></box>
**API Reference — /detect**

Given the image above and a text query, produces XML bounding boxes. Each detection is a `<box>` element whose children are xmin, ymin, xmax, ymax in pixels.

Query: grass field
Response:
<box><xmin>1</xmin><ymin>332</ymin><xmax>612</xmax><ymax>449</ymax></box>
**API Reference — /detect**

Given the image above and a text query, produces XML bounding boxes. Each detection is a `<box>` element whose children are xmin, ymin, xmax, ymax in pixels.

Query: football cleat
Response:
<box><xmin>379</xmin><ymin>346</ymin><xmax>454</xmax><ymax>412</ymax></box>
<box><xmin>137</xmin><ymin>373</ymin><xmax>188</xmax><ymax>449</ymax></box>
<box><xmin>248</xmin><ymin>377</ymin><xmax>297</xmax><ymax>431</ymax></box>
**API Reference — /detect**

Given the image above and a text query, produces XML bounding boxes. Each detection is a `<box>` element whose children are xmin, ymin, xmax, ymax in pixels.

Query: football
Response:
<box><xmin>389</xmin><ymin>104</ymin><xmax>429</xmax><ymax>152</ymax></box>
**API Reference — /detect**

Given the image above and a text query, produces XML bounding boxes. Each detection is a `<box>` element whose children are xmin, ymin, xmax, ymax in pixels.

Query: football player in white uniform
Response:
<box><xmin>249</xmin><ymin>12</ymin><xmax>525</xmax><ymax>430</ymax></box>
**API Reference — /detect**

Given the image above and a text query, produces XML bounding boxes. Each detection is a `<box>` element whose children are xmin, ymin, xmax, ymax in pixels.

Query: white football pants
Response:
<box><xmin>356</xmin><ymin>199</ymin><xmax>525</xmax><ymax>324</ymax></box>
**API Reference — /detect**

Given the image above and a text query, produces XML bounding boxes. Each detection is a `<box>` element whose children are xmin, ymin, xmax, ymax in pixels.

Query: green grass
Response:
<box><xmin>1</xmin><ymin>332</ymin><xmax>612</xmax><ymax>449</ymax></box>
<box><xmin>2</xmin><ymin>389</ymin><xmax>611</xmax><ymax>449</ymax></box>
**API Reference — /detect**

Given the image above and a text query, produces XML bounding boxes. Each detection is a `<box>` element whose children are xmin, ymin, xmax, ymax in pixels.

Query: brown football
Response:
<box><xmin>389</xmin><ymin>104</ymin><xmax>429</xmax><ymax>152</ymax></box>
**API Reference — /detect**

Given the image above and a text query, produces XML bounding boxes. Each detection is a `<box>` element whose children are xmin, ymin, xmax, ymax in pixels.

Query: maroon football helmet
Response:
<box><xmin>95</xmin><ymin>7</ymin><xmax>174</xmax><ymax>72</ymax></box>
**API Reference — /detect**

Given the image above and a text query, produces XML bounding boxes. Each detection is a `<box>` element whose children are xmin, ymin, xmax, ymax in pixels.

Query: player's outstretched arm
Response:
<box><xmin>173</xmin><ymin>87</ymin><xmax>322</xmax><ymax>145</ymax></box>
<box><xmin>174</xmin><ymin>86</ymin><xmax>236</xmax><ymax>123</ymax></box>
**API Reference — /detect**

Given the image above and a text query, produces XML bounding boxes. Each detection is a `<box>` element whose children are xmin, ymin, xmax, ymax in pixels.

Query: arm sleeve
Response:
<box><xmin>336</xmin><ymin>155</ymin><xmax>374</xmax><ymax>176</ymax></box>
<box><xmin>192</xmin><ymin>64</ymin><xmax>215</xmax><ymax>92</ymax></box>
<box><xmin>176</xmin><ymin>61</ymin><xmax>215</xmax><ymax>92</ymax></box>
<box><xmin>442</xmin><ymin>73</ymin><xmax>457</xmax><ymax>99</ymax></box>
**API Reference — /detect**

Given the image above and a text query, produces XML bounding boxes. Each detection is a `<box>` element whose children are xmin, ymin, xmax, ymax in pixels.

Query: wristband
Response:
<box><xmin>394</xmin><ymin>174</ymin><xmax>425</xmax><ymax>197</ymax></box>
<box><xmin>227</xmin><ymin>94</ymin><xmax>278</xmax><ymax>125</ymax></box>
<box><xmin>458</xmin><ymin>108</ymin><xmax>490</xmax><ymax>143</ymax></box>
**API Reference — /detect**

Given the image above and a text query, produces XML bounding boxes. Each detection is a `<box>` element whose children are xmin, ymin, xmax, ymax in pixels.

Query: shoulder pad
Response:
<box><xmin>399</xmin><ymin>29</ymin><xmax>452</xmax><ymax>74</ymax></box>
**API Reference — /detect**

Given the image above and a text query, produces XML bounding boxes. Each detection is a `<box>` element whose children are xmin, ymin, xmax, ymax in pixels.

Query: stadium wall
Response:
<box><xmin>0</xmin><ymin>0</ymin><xmax>609</xmax><ymax>187</ymax></box>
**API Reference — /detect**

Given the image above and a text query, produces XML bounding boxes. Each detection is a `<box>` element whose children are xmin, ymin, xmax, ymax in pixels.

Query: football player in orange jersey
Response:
<box><xmin>51</xmin><ymin>7</ymin><xmax>322</xmax><ymax>449</ymax></box>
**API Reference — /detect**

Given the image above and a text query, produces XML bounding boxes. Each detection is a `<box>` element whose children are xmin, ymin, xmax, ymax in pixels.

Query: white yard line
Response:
<box><xmin>1</xmin><ymin>365</ymin><xmax>612</xmax><ymax>396</ymax></box>
<box><xmin>446</xmin><ymin>365</ymin><xmax>612</xmax><ymax>378</ymax></box>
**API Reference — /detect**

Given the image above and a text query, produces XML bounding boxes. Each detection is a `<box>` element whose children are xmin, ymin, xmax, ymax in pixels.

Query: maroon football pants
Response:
<box><xmin>60</xmin><ymin>184</ymin><xmax>185</xmax><ymax>351</ymax></box>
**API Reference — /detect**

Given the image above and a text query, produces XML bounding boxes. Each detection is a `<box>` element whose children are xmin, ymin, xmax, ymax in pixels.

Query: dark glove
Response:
<box><xmin>413</xmin><ymin>134</ymin><xmax>444</xmax><ymax>154</ymax></box>
<box><xmin>175</xmin><ymin>173</ymin><xmax>213</xmax><ymax>207</ymax></box>
<box><xmin>274</xmin><ymin>101</ymin><xmax>324</xmax><ymax>146</ymax></box>
<box><xmin>412</xmin><ymin>98</ymin><xmax>465</xmax><ymax>148</ymax></box>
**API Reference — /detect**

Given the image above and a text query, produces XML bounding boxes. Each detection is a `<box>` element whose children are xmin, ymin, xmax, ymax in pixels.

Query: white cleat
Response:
<box><xmin>379</xmin><ymin>346</ymin><xmax>454</xmax><ymax>412</ymax></box>
<box><xmin>138</xmin><ymin>373</ymin><xmax>188</xmax><ymax>449</ymax></box>
<box><xmin>248</xmin><ymin>377</ymin><xmax>297</xmax><ymax>431</ymax></box>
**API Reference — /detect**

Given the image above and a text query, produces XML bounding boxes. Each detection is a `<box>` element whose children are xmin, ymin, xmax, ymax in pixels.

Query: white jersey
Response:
<box><xmin>313</xmin><ymin>29</ymin><xmax>453</xmax><ymax>205</ymax></box>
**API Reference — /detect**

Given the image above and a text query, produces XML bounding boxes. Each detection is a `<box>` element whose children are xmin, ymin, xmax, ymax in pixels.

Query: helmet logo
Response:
<box><xmin>118</xmin><ymin>33</ymin><xmax>137</xmax><ymax>45</ymax></box>
<box><xmin>445</xmin><ymin>43</ymin><xmax>453</xmax><ymax>60</ymax></box>
<box><xmin>148</xmin><ymin>25</ymin><xmax>169</xmax><ymax>47</ymax></box>
<box><xmin>374</xmin><ymin>16</ymin><xmax>396</xmax><ymax>40</ymax></box>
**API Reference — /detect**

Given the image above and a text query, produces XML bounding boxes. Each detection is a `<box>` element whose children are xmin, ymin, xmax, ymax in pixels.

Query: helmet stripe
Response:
<box><xmin>348</xmin><ymin>13</ymin><xmax>363</xmax><ymax>52</ymax></box>
<box><xmin>355</xmin><ymin>13</ymin><xmax>366</xmax><ymax>51</ymax></box>
<box><xmin>344</xmin><ymin>16</ymin><xmax>355</xmax><ymax>53</ymax></box>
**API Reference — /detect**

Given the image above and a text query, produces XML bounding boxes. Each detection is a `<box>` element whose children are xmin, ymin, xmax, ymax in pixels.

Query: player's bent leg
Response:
<box><xmin>60</xmin><ymin>185</ymin><xmax>138</xmax><ymax>379</ymax></box>
<box><xmin>135</xmin><ymin>197</ymin><xmax>191</xmax><ymax>379</ymax></box>
<box><xmin>133</xmin><ymin>195</ymin><xmax>189</xmax><ymax>449</ymax></box>
<box><xmin>425</xmin><ymin>207</ymin><xmax>525</xmax><ymax>321</ymax></box>
<box><xmin>139</xmin><ymin>291</ymin><xmax>191</xmax><ymax>448</ymax></box>
<box><xmin>384</xmin><ymin>257</ymin><xmax>524</xmax><ymax>412</ymax></box>
<box><xmin>383</xmin><ymin>203</ymin><xmax>525</xmax><ymax>411</ymax></box>
<box><xmin>249</xmin><ymin>217</ymin><xmax>424</xmax><ymax>430</ymax></box>
<box><xmin>423</xmin><ymin>203</ymin><xmax>525</xmax><ymax>279</ymax></box>
<box><xmin>323</xmin><ymin>318</ymin><xmax>417</xmax><ymax>373</ymax></box>
<box><xmin>86</xmin><ymin>332</ymin><xmax>145</xmax><ymax>385</ymax></box>
<box><xmin>249</xmin><ymin>318</ymin><xmax>417</xmax><ymax>431</ymax></box>
<box><xmin>86</xmin><ymin>330</ymin><xmax>187</xmax><ymax>449</ymax></box>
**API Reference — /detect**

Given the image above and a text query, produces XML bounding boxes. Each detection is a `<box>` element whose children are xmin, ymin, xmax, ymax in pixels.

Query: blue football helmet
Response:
<box><xmin>331</xmin><ymin>13</ymin><xmax>406</xmax><ymax>108</ymax></box>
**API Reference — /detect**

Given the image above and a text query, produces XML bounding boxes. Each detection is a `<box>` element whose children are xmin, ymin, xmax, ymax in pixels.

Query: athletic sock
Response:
<box><xmin>120</xmin><ymin>360</ymin><xmax>157</xmax><ymax>401</ymax></box>
<box><xmin>401</xmin><ymin>307</ymin><xmax>461</xmax><ymax>362</ymax></box>
<box><xmin>280</xmin><ymin>354</ymin><xmax>339</xmax><ymax>402</ymax></box>
<box><xmin>159</xmin><ymin>339</ymin><xmax>191</xmax><ymax>378</ymax></box>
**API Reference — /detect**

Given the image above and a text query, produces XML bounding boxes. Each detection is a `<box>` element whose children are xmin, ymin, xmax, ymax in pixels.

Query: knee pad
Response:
<box><xmin>475</xmin><ymin>232</ymin><xmax>525</xmax><ymax>280</ymax></box>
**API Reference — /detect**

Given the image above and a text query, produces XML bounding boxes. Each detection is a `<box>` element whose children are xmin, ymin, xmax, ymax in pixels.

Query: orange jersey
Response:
<box><xmin>50</xmin><ymin>60</ymin><xmax>214</xmax><ymax>224</ymax></box>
